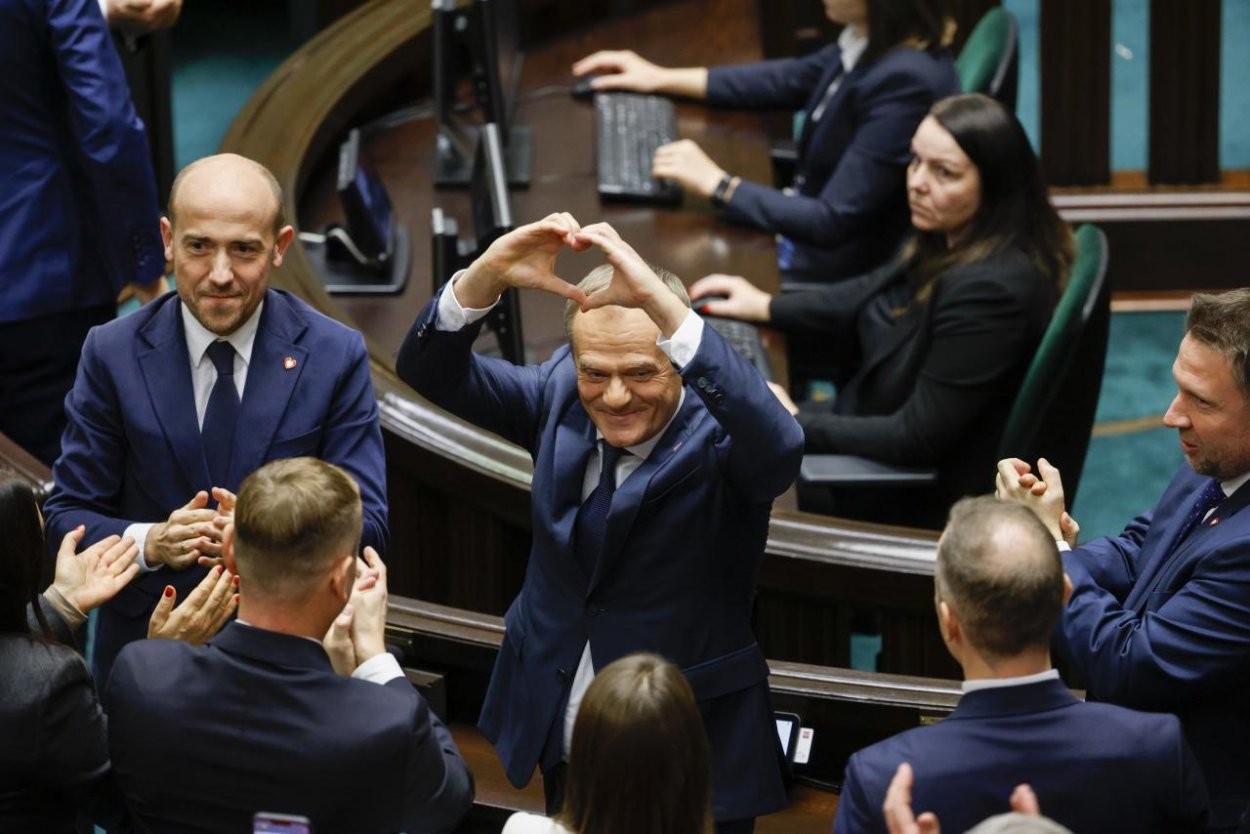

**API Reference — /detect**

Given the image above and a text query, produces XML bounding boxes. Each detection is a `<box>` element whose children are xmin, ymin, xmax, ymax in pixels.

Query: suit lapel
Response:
<box><xmin>798</xmin><ymin>60</ymin><xmax>857</xmax><ymax>155</ymax></box>
<box><xmin>589</xmin><ymin>392</ymin><xmax>703</xmax><ymax>594</ymax></box>
<box><xmin>854</xmin><ymin>267</ymin><xmax>926</xmax><ymax>382</ymax></box>
<box><xmin>136</xmin><ymin>300</ymin><xmax>210</xmax><ymax>493</ymax></box>
<box><xmin>228</xmin><ymin>292</ymin><xmax>307</xmax><ymax>489</ymax></box>
<box><xmin>552</xmin><ymin>403</ymin><xmax>597</xmax><ymax>582</ymax></box>
<box><xmin>1129</xmin><ymin>479</ymin><xmax>1250</xmax><ymax>611</ymax></box>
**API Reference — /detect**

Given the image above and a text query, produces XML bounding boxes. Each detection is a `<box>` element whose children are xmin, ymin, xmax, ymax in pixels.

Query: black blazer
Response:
<box><xmin>706</xmin><ymin>44</ymin><xmax>959</xmax><ymax>282</ymax></box>
<box><xmin>770</xmin><ymin>246</ymin><xmax>1054</xmax><ymax>525</ymax></box>
<box><xmin>104</xmin><ymin>621</ymin><xmax>474</xmax><ymax>834</ymax></box>
<box><xmin>0</xmin><ymin>603</ymin><xmax>125</xmax><ymax>834</ymax></box>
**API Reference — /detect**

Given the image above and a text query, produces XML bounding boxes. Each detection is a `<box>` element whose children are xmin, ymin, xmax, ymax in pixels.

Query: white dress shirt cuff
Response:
<box><xmin>1056</xmin><ymin>540</ymin><xmax>1071</xmax><ymax>552</ymax></box>
<box><xmin>353</xmin><ymin>651</ymin><xmax>405</xmax><ymax>685</ymax></box>
<box><xmin>124</xmin><ymin>523</ymin><xmax>159</xmax><ymax>572</ymax></box>
<box><xmin>657</xmin><ymin>310</ymin><xmax>704</xmax><ymax>368</ymax></box>
<box><xmin>436</xmin><ymin>270</ymin><xmax>499</xmax><ymax>331</ymax></box>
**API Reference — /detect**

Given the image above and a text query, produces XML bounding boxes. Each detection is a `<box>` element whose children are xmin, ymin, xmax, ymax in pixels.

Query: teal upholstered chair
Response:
<box><xmin>955</xmin><ymin>7</ymin><xmax>1019</xmax><ymax>112</ymax></box>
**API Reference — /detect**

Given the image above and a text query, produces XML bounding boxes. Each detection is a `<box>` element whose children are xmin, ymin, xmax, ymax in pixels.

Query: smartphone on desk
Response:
<box><xmin>254</xmin><ymin>812</ymin><xmax>312</xmax><ymax>833</ymax></box>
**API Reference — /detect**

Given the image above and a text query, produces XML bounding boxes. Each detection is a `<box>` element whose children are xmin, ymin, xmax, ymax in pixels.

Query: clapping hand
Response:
<box><xmin>50</xmin><ymin>527</ymin><xmax>141</xmax><ymax>614</ymax></box>
<box><xmin>147</xmin><ymin>564</ymin><xmax>238</xmax><ymax>645</ymax></box>
<box><xmin>196</xmin><ymin>487</ymin><xmax>238</xmax><ymax>569</ymax></box>
<box><xmin>884</xmin><ymin>763</ymin><xmax>1043</xmax><ymax>834</ymax></box>
<box><xmin>105</xmin><ymin>0</ymin><xmax>182</xmax><ymax>34</ymax></box>
<box><xmin>349</xmin><ymin>547</ymin><xmax>388</xmax><ymax>664</ymax></box>
<box><xmin>146</xmin><ymin>491</ymin><xmax>225</xmax><ymax>570</ymax></box>
<box><xmin>995</xmin><ymin>458</ymin><xmax>1080</xmax><ymax>545</ymax></box>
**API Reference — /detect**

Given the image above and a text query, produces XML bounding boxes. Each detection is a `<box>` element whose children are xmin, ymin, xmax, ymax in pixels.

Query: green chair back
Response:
<box><xmin>956</xmin><ymin>7</ymin><xmax>1019</xmax><ymax>112</ymax></box>
<box><xmin>999</xmin><ymin>225</ymin><xmax>1110</xmax><ymax>503</ymax></box>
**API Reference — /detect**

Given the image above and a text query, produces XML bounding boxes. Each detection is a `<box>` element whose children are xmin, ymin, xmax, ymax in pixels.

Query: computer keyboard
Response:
<box><xmin>594</xmin><ymin>92</ymin><xmax>681</xmax><ymax>205</ymax></box>
<box><xmin>701</xmin><ymin>315</ymin><xmax>773</xmax><ymax>381</ymax></box>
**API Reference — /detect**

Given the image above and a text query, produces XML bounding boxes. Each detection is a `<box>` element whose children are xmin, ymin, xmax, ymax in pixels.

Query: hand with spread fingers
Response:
<box><xmin>652</xmin><ymin>139</ymin><xmax>726</xmax><ymax>198</ymax></box>
<box><xmin>453</xmin><ymin>213</ymin><xmax>591</xmax><ymax>309</ymax></box>
<box><xmin>145</xmin><ymin>491</ymin><xmax>225</xmax><ymax>570</ymax></box>
<box><xmin>574</xmin><ymin>222</ymin><xmax>690</xmax><ymax>337</ymax></box>
<box><xmin>147</xmin><ymin>565</ymin><xmax>238</xmax><ymax>645</ymax></box>
<box><xmin>50</xmin><ymin>527</ymin><xmax>142</xmax><ymax>613</ymax></box>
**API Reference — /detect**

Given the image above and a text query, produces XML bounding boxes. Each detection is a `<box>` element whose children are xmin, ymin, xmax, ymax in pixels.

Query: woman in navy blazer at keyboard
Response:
<box><xmin>574</xmin><ymin>0</ymin><xmax>960</xmax><ymax>283</ymax></box>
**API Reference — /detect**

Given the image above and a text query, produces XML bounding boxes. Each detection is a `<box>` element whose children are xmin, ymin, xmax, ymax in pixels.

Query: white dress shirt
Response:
<box><xmin>125</xmin><ymin>302</ymin><xmax>264</xmax><ymax>569</ymax></box>
<box><xmin>809</xmin><ymin>25</ymin><xmax>869</xmax><ymax>124</ymax></box>
<box><xmin>438</xmin><ymin>274</ymin><xmax>704</xmax><ymax>757</ymax></box>
<box><xmin>961</xmin><ymin>668</ymin><xmax>1060</xmax><ymax>694</ymax></box>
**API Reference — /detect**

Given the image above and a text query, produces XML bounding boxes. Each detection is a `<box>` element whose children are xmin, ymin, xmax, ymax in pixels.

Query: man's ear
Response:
<box><xmin>272</xmin><ymin>225</ymin><xmax>295</xmax><ymax>266</ymax></box>
<box><xmin>160</xmin><ymin>216</ymin><xmax>174</xmax><ymax>263</ymax></box>
<box><xmin>222</xmin><ymin>523</ymin><xmax>238</xmax><ymax>574</ymax></box>
<box><xmin>938</xmin><ymin>599</ymin><xmax>961</xmax><ymax>646</ymax></box>
<box><xmin>329</xmin><ymin>553</ymin><xmax>355</xmax><ymax>603</ymax></box>
<box><xmin>1061</xmin><ymin>573</ymin><xmax>1073</xmax><ymax>605</ymax></box>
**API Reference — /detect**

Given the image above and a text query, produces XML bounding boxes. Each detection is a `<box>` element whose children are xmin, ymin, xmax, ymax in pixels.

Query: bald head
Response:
<box><xmin>936</xmin><ymin>496</ymin><xmax>1065</xmax><ymax>658</ymax></box>
<box><xmin>167</xmin><ymin>153</ymin><xmax>285</xmax><ymax>236</ymax></box>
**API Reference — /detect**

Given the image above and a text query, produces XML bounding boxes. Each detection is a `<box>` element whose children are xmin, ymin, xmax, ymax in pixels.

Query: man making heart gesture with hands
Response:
<box><xmin>397</xmin><ymin>215</ymin><xmax>803</xmax><ymax>834</ymax></box>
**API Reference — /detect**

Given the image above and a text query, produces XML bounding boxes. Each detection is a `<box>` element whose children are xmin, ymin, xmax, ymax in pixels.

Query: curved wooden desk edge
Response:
<box><xmin>219</xmin><ymin>0</ymin><xmax>939</xmax><ymax>578</ymax></box>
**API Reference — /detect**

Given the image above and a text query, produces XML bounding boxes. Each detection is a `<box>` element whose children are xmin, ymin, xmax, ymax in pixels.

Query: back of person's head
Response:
<box><xmin>1185</xmin><ymin>289</ymin><xmax>1250</xmax><ymax>398</ymax></box>
<box><xmin>914</xmin><ymin>94</ymin><xmax>1073</xmax><ymax>290</ymax></box>
<box><xmin>561</xmin><ymin>653</ymin><xmax>710</xmax><ymax>834</ymax></box>
<box><xmin>864</xmin><ymin>0</ymin><xmax>952</xmax><ymax>64</ymax></box>
<box><xmin>965</xmin><ymin>812</ymin><xmax>1074</xmax><ymax>834</ymax></box>
<box><xmin>935</xmin><ymin>496</ymin><xmax>1064</xmax><ymax>660</ymax></box>
<box><xmin>231</xmin><ymin>457</ymin><xmax>362</xmax><ymax>602</ymax></box>
<box><xmin>0</xmin><ymin>476</ymin><xmax>47</xmax><ymax>636</ymax></box>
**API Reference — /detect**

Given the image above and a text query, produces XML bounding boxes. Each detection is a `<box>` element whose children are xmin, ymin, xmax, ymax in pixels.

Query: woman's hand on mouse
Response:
<box><xmin>688</xmin><ymin>274</ymin><xmax>772</xmax><ymax>322</ymax></box>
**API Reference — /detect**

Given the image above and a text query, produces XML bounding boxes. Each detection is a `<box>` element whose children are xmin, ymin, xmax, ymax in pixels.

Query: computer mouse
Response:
<box><xmin>571</xmin><ymin>75</ymin><xmax>604</xmax><ymax>100</ymax></box>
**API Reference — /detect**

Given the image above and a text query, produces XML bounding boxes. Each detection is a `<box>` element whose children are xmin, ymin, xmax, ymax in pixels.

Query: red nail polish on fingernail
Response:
<box><xmin>216</xmin><ymin>565</ymin><xmax>224</xmax><ymax>575</ymax></box>
<box><xmin>164</xmin><ymin>586</ymin><xmax>174</xmax><ymax>598</ymax></box>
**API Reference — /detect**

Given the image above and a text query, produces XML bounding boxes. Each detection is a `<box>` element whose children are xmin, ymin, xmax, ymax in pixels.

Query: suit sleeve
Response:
<box><xmin>48</xmin><ymin>0</ymin><xmax>164</xmax><ymax>288</ymax></box>
<box><xmin>793</xmin><ymin>268</ymin><xmax>1043</xmax><ymax>461</ymax></box>
<box><xmin>43</xmin><ymin>327</ymin><xmax>137</xmax><ymax>548</ymax></box>
<box><xmin>1061</xmin><ymin>512</ymin><xmax>1153</xmax><ymax>603</ymax></box>
<box><xmin>719</xmin><ymin>61</ymin><xmax>939</xmax><ymax>250</ymax></box>
<box><xmin>321</xmin><ymin>330</ymin><xmax>389</xmax><ymax>554</ymax></box>
<box><xmin>1056</xmin><ymin>527</ymin><xmax>1250</xmax><ymax>710</ymax></box>
<box><xmin>384</xmin><ymin>678</ymin><xmax>474</xmax><ymax>833</ymax></box>
<box><xmin>677</xmin><ymin>319</ymin><xmax>804</xmax><ymax>503</ymax></box>
<box><xmin>36</xmin><ymin>651</ymin><xmax>128</xmax><ymax>831</ymax></box>
<box><xmin>834</xmin><ymin>753</ymin><xmax>885</xmax><ymax>834</ymax></box>
<box><xmin>704</xmin><ymin>46</ymin><xmax>836</xmax><ymax>111</ymax></box>
<box><xmin>1169</xmin><ymin>721</ymin><xmax>1212</xmax><ymax>833</ymax></box>
<box><xmin>395</xmin><ymin>290</ymin><xmax>553</xmax><ymax>455</ymax></box>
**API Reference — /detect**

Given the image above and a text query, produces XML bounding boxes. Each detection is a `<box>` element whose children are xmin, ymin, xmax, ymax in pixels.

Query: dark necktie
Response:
<box><xmin>201</xmin><ymin>340</ymin><xmax>240</xmax><ymax>487</ymax></box>
<box><xmin>573</xmin><ymin>442</ymin><xmax>625</xmax><ymax>578</ymax></box>
<box><xmin>1176</xmin><ymin>477</ymin><xmax>1225</xmax><ymax>545</ymax></box>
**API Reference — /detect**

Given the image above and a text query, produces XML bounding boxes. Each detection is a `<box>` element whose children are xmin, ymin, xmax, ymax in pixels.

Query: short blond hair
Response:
<box><xmin>232</xmin><ymin>457</ymin><xmax>362</xmax><ymax>599</ymax></box>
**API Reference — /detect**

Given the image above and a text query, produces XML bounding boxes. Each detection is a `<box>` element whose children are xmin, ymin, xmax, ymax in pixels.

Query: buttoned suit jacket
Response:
<box><xmin>835</xmin><ymin>678</ymin><xmax>1209</xmax><ymax>834</ymax></box>
<box><xmin>104</xmin><ymin>622</ymin><xmax>473</xmax><ymax>833</ymax></box>
<box><xmin>1056</xmin><ymin>467</ymin><xmax>1250</xmax><ymax>830</ymax></box>
<box><xmin>0</xmin><ymin>0</ymin><xmax>163</xmax><ymax>323</ymax></box>
<box><xmin>42</xmin><ymin>289</ymin><xmax>389</xmax><ymax>685</ymax></box>
<box><xmin>705</xmin><ymin>44</ymin><xmax>959</xmax><ymax>282</ymax></box>
<box><xmin>396</xmin><ymin>290</ymin><xmax>805</xmax><ymax>821</ymax></box>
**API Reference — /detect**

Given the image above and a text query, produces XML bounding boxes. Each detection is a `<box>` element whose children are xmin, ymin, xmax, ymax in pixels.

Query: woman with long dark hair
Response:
<box><xmin>574</xmin><ymin>0</ymin><xmax>960</xmax><ymax>282</ymax></box>
<box><xmin>0</xmin><ymin>476</ymin><xmax>238</xmax><ymax>832</ymax></box>
<box><xmin>691</xmin><ymin>94</ymin><xmax>1073</xmax><ymax>526</ymax></box>
<box><xmin>502</xmin><ymin>654</ymin><xmax>711</xmax><ymax>834</ymax></box>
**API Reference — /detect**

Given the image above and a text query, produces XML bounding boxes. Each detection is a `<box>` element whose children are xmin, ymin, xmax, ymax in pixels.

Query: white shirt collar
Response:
<box><xmin>961</xmin><ymin>668</ymin><xmax>1060</xmax><ymax>693</ymax></box>
<box><xmin>595</xmin><ymin>388</ymin><xmax>686</xmax><ymax>462</ymax></box>
<box><xmin>838</xmin><ymin>25</ymin><xmax>869</xmax><ymax>73</ymax></box>
<box><xmin>1221</xmin><ymin>471</ymin><xmax>1250</xmax><ymax>498</ymax></box>
<box><xmin>181</xmin><ymin>299</ymin><xmax>264</xmax><ymax>369</ymax></box>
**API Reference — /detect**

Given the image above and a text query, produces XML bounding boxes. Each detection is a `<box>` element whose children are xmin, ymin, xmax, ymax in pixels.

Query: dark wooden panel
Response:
<box><xmin>1148</xmin><ymin>0</ymin><xmax>1221</xmax><ymax>184</ymax></box>
<box><xmin>1040</xmin><ymin>0</ymin><xmax>1111</xmax><ymax>185</ymax></box>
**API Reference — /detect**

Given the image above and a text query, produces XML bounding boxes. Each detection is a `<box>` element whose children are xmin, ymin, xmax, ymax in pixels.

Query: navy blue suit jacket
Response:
<box><xmin>397</xmin><ymin>292</ymin><xmax>804</xmax><ymax>821</ymax></box>
<box><xmin>104</xmin><ymin>622</ymin><xmax>472</xmax><ymax>833</ymax></box>
<box><xmin>42</xmin><ymin>289</ymin><xmax>389</xmax><ymax>683</ymax></box>
<box><xmin>706</xmin><ymin>44</ymin><xmax>958</xmax><ymax>282</ymax></box>
<box><xmin>1056</xmin><ymin>467</ymin><xmax>1250</xmax><ymax>829</ymax></box>
<box><xmin>0</xmin><ymin>0</ymin><xmax>163</xmax><ymax>323</ymax></box>
<box><xmin>836</xmin><ymin>678</ymin><xmax>1209</xmax><ymax>834</ymax></box>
